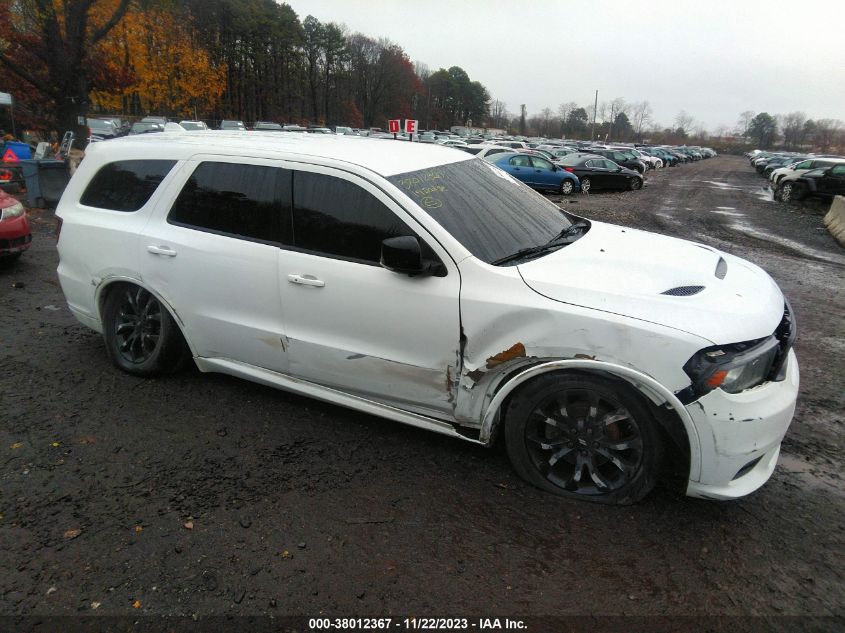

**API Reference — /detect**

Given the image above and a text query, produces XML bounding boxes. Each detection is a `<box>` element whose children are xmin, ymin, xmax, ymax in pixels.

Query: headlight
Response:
<box><xmin>682</xmin><ymin>336</ymin><xmax>780</xmax><ymax>399</ymax></box>
<box><xmin>0</xmin><ymin>201</ymin><xmax>25</xmax><ymax>221</ymax></box>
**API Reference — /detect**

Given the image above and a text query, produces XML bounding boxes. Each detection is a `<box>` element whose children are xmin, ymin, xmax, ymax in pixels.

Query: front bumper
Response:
<box><xmin>685</xmin><ymin>348</ymin><xmax>799</xmax><ymax>500</ymax></box>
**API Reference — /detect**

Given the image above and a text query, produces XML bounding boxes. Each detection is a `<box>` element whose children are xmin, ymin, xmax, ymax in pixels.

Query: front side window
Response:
<box><xmin>292</xmin><ymin>171</ymin><xmax>415</xmax><ymax>264</ymax></box>
<box><xmin>531</xmin><ymin>157</ymin><xmax>554</xmax><ymax>170</ymax></box>
<box><xmin>168</xmin><ymin>162</ymin><xmax>290</xmax><ymax>244</ymax></box>
<box><xmin>80</xmin><ymin>160</ymin><xmax>176</xmax><ymax>212</ymax></box>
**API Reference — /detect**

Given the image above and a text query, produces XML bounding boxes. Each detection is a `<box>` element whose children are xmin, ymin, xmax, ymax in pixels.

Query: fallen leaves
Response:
<box><xmin>280</xmin><ymin>550</ymin><xmax>292</xmax><ymax>559</ymax></box>
<box><xmin>63</xmin><ymin>528</ymin><xmax>82</xmax><ymax>539</ymax></box>
<box><xmin>132</xmin><ymin>599</ymin><xmax>141</xmax><ymax>609</ymax></box>
<box><xmin>10</xmin><ymin>442</ymin><xmax>23</xmax><ymax>450</ymax></box>
<box><xmin>134</xmin><ymin>525</ymin><xmax>143</xmax><ymax>533</ymax></box>
<box><xmin>183</xmin><ymin>521</ymin><xmax>193</xmax><ymax>530</ymax></box>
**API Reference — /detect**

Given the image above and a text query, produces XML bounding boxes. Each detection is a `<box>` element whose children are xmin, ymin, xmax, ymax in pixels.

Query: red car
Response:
<box><xmin>0</xmin><ymin>189</ymin><xmax>32</xmax><ymax>260</ymax></box>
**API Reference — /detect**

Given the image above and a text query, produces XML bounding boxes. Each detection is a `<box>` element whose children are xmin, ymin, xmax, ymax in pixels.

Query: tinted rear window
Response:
<box><xmin>388</xmin><ymin>158</ymin><xmax>571</xmax><ymax>264</ymax></box>
<box><xmin>168</xmin><ymin>162</ymin><xmax>290</xmax><ymax>244</ymax></box>
<box><xmin>80</xmin><ymin>160</ymin><xmax>176</xmax><ymax>212</ymax></box>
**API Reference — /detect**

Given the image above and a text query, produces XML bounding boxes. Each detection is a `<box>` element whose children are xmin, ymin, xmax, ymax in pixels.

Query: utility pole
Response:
<box><xmin>591</xmin><ymin>90</ymin><xmax>598</xmax><ymax>140</ymax></box>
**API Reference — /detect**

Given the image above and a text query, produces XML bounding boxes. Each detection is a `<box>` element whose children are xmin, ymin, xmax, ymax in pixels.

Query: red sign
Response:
<box><xmin>404</xmin><ymin>119</ymin><xmax>418</xmax><ymax>134</ymax></box>
<box><xmin>2</xmin><ymin>148</ymin><xmax>19</xmax><ymax>163</ymax></box>
<box><xmin>388</xmin><ymin>119</ymin><xmax>400</xmax><ymax>134</ymax></box>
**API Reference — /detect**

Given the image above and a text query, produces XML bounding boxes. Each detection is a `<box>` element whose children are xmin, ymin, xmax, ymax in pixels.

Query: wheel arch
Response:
<box><xmin>95</xmin><ymin>276</ymin><xmax>197</xmax><ymax>358</ymax></box>
<box><xmin>478</xmin><ymin>359</ymin><xmax>700</xmax><ymax>481</ymax></box>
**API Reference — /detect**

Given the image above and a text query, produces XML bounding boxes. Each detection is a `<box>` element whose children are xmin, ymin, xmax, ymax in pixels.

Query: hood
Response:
<box><xmin>517</xmin><ymin>221</ymin><xmax>784</xmax><ymax>345</ymax></box>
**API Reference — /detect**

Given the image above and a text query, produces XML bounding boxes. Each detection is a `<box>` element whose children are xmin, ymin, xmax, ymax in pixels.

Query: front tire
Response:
<box><xmin>103</xmin><ymin>284</ymin><xmax>187</xmax><ymax>376</ymax></box>
<box><xmin>629</xmin><ymin>177</ymin><xmax>643</xmax><ymax>191</ymax></box>
<box><xmin>504</xmin><ymin>373</ymin><xmax>662</xmax><ymax>504</ymax></box>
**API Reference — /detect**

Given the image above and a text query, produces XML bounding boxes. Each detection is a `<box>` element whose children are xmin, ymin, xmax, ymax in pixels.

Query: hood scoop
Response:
<box><xmin>661</xmin><ymin>285</ymin><xmax>704</xmax><ymax>296</ymax></box>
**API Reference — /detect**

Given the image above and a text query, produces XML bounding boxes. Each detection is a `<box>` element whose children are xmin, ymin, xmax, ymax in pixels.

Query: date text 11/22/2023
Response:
<box><xmin>308</xmin><ymin>617</ymin><xmax>527</xmax><ymax>630</ymax></box>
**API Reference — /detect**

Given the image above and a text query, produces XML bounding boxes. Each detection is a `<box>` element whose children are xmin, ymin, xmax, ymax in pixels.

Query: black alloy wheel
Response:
<box><xmin>103</xmin><ymin>284</ymin><xmax>188</xmax><ymax>376</ymax></box>
<box><xmin>114</xmin><ymin>286</ymin><xmax>162</xmax><ymax>364</ymax></box>
<box><xmin>505</xmin><ymin>373</ymin><xmax>661</xmax><ymax>504</ymax></box>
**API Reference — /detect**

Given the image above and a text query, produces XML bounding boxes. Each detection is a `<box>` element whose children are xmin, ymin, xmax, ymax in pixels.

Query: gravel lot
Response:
<box><xmin>1</xmin><ymin>155</ymin><xmax>843</xmax><ymax>625</ymax></box>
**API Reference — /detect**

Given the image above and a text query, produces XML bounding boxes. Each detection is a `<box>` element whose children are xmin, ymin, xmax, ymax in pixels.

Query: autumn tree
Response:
<box><xmin>0</xmin><ymin>0</ymin><xmax>133</xmax><ymax>140</ymax></box>
<box><xmin>91</xmin><ymin>6</ymin><xmax>227</xmax><ymax>118</ymax></box>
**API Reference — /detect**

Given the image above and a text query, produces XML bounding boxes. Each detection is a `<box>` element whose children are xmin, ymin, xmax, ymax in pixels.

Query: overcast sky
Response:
<box><xmin>284</xmin><ymin>0</ymin><xmax>845</xmax><ymax>131</ymax></box>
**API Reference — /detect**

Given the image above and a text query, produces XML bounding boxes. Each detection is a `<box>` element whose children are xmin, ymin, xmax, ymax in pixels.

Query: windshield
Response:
<box><xmin>388</xmin><ymin>158</ymin><xmax>573</xmax><ymax>265</ymax></box>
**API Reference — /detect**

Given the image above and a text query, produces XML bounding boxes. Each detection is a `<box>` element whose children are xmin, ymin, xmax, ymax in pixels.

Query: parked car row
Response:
<box><xmin>746</xmin><ymin>149</ymin><xmax>845</xmax><ymax>203</ymax></box>
<box><xmin>446</xmin><ymin>137</ymin><xmax>714</xmax><ymax>196</ymax></box>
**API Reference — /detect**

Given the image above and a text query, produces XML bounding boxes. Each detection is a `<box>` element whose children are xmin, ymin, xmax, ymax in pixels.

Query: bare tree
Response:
<box><xmin>539</xmin><ymin>107</ymin><xmax>552</xmax><ymax>136</ymax></box>
<box><xmin>814</xmin><ymin>119</ymin><xmax>843</xmax><ymax>152</ymax></box>
<box><xmin>631</xmin><ymin>101</ymin><xmax>653</xmax><ymax>140</ymax></box>
<box><xmin>737</xmin><ymin>110</ymin><xmax>756</xmax><ymax>137</ymax></box>
<box><xmin>490</xmin><ymin>99</ymin><xmax>508</xmax><ymax>129</ymax></box>
<box><xmin>781</xmin><ymin>111</ymin><xmax>807</xmax><ymax>149</ymax></box>
<box><xmin>675</xmin><ymin>110</ymin><xmax>695</xmax><ymax>134</ymax></box>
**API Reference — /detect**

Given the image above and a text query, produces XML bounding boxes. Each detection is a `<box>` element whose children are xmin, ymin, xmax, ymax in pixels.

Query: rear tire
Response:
<box><xmin>504</xmin><ymin>373</ymin><xmax>662</xmax><ymax>504</ymax></box>
<box><xmin>560</xmin><ymin>179</ymin><xmax>574</xmax><ymax>196</ymax></box>
<box><xmin>580</xmin><ymin>177</ymin><xmax>591</xmax><ymax>193</ymax></box>
<box><xmin>779</xmin><ymin>182</ymin><xmax>804</xmax><ymax>203</ymax></box>
<box><xmin>102</xmin><ymin>284</ymin><xmax>188</xmax><ymax>377</ymax></box>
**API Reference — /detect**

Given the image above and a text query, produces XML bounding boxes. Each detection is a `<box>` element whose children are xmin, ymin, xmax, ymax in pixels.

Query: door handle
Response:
<box><xmin>147</xmin><ymin>245</ymin><xmax>177</xmax><ymax>257</ymax></box>
<box><xmin>287</xmin><ymin>274</ymin><xmax>325</xmax><ymax>288</ymax></box>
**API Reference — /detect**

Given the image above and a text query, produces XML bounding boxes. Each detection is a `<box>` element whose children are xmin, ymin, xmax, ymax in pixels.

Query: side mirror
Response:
<box><xmin>380</xmin><ymin>236</ymin><xmax>446</xmax><ymax>277</ymax></box>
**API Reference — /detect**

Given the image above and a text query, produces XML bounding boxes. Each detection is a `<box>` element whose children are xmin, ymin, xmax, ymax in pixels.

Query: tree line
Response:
<box><xmin>740</xmin><ymin>111</ymin><xmax>844</xmax><ymax>152</ymax></box>
<box><xmin>0</xmin><ymin>0</ymin><xmax>490</xmax><ymax>137</ymax></box>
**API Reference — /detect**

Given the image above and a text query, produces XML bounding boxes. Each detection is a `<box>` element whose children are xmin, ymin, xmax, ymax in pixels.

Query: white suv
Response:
<box><xmin>56</xmin><ymin>131</ymin><xmax>799</xmax><ymax>504</ymax></box>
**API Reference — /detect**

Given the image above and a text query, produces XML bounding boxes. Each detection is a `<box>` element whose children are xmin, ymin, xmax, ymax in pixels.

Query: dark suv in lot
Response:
<box><xmin>777</xmin><ymin>164</ymin><xmax>845</xmax><ymax>202</ymax></box>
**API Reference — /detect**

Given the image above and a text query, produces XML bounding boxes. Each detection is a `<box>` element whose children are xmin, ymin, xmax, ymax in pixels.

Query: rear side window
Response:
<box><xmin>168</xmin><ymin>162</ymin><xmax>291</xmax><ymax>244</ymax></box>
<box><xmin>80</xmin><ymin>160</ymin><xmax>176</xmax><ymax>211</ymax></box>
<box><xmin>292</xmin><ymin>171</ymin><xmax>414</xmax><ymax>264</ymax></box>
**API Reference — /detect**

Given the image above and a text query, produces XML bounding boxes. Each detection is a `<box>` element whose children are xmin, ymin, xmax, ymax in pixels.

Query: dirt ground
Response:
<box><xmin>0</xmin><ymin>155</ymin><xmax>843</xmax><ymax>626</ymax></box>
